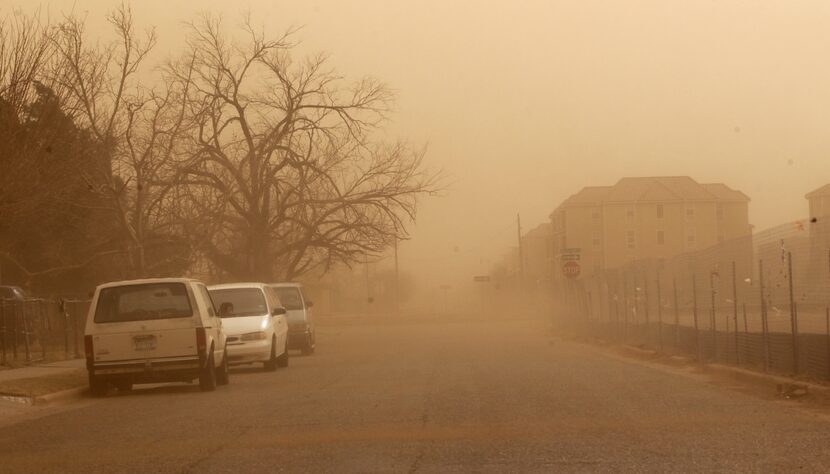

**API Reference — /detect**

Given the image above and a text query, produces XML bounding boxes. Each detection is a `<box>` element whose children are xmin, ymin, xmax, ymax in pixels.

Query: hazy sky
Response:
<box><xmin>7</xmin><ymin>0</ymin><xmax>830</xmax><ymax>293</ymax></box>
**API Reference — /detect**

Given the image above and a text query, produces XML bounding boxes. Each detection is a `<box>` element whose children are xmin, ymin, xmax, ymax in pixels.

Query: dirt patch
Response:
<box><xmin>0</xmin><ymin>369</ymin><xmax>86</xmax><ymax>398</ymax></box>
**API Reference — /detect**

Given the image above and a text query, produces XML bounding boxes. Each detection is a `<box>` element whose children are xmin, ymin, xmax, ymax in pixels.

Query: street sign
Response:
<box><xmin>473</xmin><ymin>275</ymin><xmax>491</xmax><ymax>283</ymax></box>
<box><xmin>562</xmin><ymin>260</ymin><xmax>581</xmax><ymax>279</ymax></box>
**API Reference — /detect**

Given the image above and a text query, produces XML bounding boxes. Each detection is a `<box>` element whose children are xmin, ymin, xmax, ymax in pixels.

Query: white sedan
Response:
<box><xmin>207</xmin><ymin>283</ymin><xmax>289</xmax><ymax>371</ymax></box>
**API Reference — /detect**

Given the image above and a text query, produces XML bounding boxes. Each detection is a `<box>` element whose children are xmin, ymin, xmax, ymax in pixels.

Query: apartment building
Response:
<box><xmin>807</xmin><ymin>184</ymin><xmax>830</xmax><ymax>221</ymax></box>
<box><xmin>549</xmin><ymin>176</ymin><xmax>751</xmax><ymax>280</ymax></box>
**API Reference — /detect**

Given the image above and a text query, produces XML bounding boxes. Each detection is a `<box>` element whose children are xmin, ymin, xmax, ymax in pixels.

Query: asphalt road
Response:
<box><xmin>2</xmin><ymin>318</ymin><xmax>830</xmax><ymax>473</ymax></box>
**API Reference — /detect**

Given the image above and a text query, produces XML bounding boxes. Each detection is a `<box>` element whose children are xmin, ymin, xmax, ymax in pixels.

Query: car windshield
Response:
<box><xmin>271</xmin><ymin>287</ymin><xmax>303</xmax><ymax>310</ymax></box>
<box><xmin>209</xmin><ymin>288</ymin><xmax>268</xmax><ymax>317</ymax></box>
<box><xmin>94</xmin><ymin>283</ymin><xmax>192</xmax><ymax>323</ymax></box>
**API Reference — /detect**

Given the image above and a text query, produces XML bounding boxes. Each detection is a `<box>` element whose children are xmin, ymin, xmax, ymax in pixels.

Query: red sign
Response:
<box><xmin>562</xmin><ymin>261</ymin><xmax>581</xmax><ymax>279</ymax></box>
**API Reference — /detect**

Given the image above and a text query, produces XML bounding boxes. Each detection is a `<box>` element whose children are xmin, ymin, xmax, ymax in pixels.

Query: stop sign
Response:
<box><xmin>562</xmin><ymin>261</ymin><xmax>581</xmax><ymax>279</ymax></box>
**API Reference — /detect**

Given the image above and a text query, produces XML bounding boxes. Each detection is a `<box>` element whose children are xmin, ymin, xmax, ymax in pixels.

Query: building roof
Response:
<box><xmin>563</xmin><ymin>186</ymin><xmax>612</xmax><ymax>206</ymax></box>
<box><xmin>806</xmin><ymin>184</ymin><xmax>830</xmax><ymax>199</ymax></box>
<box><xmin>559</xmin><ymin>176</ymin><xmax>749</xmax><ymax>208</ymax></box>
<box><xmin>523</xmin><ymin>223</ymin><xmax>552</xmax><ymax>239</ymax></box>
<box><xmin>701</xmin><ymin>183</ymin><xmax>751</xmax><ymax>202</ymax></box>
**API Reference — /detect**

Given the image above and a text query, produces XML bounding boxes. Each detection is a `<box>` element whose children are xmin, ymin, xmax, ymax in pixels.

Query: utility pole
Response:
<box><xmin>394</xmin><ymin>237</ymin><xmax>400</xmax><ymax>317</ymax></box>
<box><xmin>517</xmin><ymin>213</ymin><xmax>524</xmax><ymax>290</ymax></box>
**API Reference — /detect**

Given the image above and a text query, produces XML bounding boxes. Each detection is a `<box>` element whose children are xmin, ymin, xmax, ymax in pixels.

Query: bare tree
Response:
<box><xmin>51</xmin><ymin>5</ymin><xmax>193</xmax><ymax>277</ymax></box>
<box><xmin>171</xmin><ymin>15</ymin><xmax>438</xmax><ymax>280</ymax></box>
<box><xmin>0</xmin><ymin>10</ymin><xmax>56</xmax><ymax>222</ymax></box>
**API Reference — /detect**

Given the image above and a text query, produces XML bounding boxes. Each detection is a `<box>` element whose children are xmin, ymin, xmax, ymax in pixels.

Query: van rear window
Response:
<box><xmin>94</xmin><ymin>283</ymin><xmax>193</xmax><ymax>323</ymax></box>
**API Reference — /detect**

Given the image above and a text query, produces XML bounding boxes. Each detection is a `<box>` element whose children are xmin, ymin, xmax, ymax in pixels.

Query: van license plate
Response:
<box><xmin>133</xmin><ymin>335</ymin><xmax>157</xmax><ymax>351</ymax></box>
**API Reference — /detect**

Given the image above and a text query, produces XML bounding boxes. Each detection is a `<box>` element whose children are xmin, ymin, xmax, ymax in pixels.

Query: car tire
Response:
<box><xmin>277</xmin><ymin>338</ymin><xmax>289</xmax><ymax>368</ymax></box>
<box><xmin>216</xmin><ymin>349</ymin><xmax>230</xmax><ymax>386</ymax></box>
<box><xmin>199</xmin><ymin>352</ymin><xmax>217</xmax><ymax>392</ymax></box>
<box><xmin>89</xmin><ymin>373</ymin><xmax>108</xmax><ymax>397</ymax></box>
<box><xmin>263</xmin><ymin>338</ymin><xmax>278</xmax><ymax>371</ymax></box>
<box><xmin>301</xmin><ymin>333</ymin><xmax>315</xmax><ymax>355</ymax></box>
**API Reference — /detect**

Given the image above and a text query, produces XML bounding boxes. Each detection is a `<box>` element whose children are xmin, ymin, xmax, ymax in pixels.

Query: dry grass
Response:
<box><xmin>0</xmin><ymin>369</ymin><xmax>86</xmax><ymax>398</ymax></box>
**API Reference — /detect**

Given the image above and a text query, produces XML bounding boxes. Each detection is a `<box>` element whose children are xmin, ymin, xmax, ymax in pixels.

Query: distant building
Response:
<box><xmin>807</xmin><ymin>184</ymin><xmax>830</xmax><ymax>221</ymax></box>
<box><xmin>806</xmin><ymin>184</ymin><xmax>830</xmax><ymax>298</ymax></box>
<box><xmin>520</xmin><ymin>223</ymin><xmax>553</xmax><ymax>282</ymax></box>
<box><xmin>549</xmin><ymin>176</ymin><xmax>752</xmax><ymax>280</ymax></box>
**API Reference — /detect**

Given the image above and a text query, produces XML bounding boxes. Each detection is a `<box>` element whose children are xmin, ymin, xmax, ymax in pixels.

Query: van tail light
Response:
<box><xmin>84</xmin><ymin>335</ymin><xmax>94</xmax><ymax>362</ymax></box>
<box><xmin>196</xmin><ymin>328</ymin><xmax>207</xmax><ymax>362</ymax></box>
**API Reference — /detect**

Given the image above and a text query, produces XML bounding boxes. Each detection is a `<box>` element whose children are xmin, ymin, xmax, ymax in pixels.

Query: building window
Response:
<box><xmin>657</xmin><ymin>230</ymin><xmax>665</xmax><ymax>245</ymax></box>
<box><xmin>685</xmin><ymin>206</ymin><xmax>695</xmax><ymax>220</ymax></box>
<box><xmin>626</xmin><ymin>207</ymin><xmax>635</xmax><ymax>221</ymax></box>
<box><xmin>591</xmin><ymin>208</ymin><xmax>600</xmax><ymax>222</ymax></box>
<box><xmin>717</xmin><ymin>204</ymin><xmax>724</xmax><ymax>220</ymax></box>
<box><xmin>592</xmin><ymin>231</ymin><xmax>601</xmax><ymax>248</ymax></box>
<box><xmin>686</xmin><ymin>228</ymin><xmax>696</xmax><ymax>249</ymax></box>
<box><xmin>626</xmin><ymin>230</ymin><xmax>636</xmax><ymax>249</ymax></box>
<box><xmin>656</xmin><ymin>204</ymin><xmax>664</xmax><ymax>219</ymax></box>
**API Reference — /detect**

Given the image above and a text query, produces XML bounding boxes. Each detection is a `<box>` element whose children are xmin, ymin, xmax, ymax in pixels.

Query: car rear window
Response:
<box><xmin>94</xmin><ymin>283</ymin><xmax>193</xmax><ymax>323</ymax></box>
<box><xmin>271</xmin><ymin>287</ymin><xmax>303</xmax><ymax>310</ymax></box>
<box><xmin>209</xmin><ymin>288</ymin><xmax>268</xmax><ymax>317</ymax></box>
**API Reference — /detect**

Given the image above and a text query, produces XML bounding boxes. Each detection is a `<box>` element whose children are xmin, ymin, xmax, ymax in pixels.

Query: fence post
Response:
<box><xmin>710</xmin><ymin>271</ymin><xmax>717</xmax><ymax>362</ymax></box>
<box><xmin>40</xmin><ymin>300</ymin><xmax>46</xmax><ymax>361</ymax></box>
<box><xmin>0</xmin><ymin>301</ymin><xmax>5</xmax><ymax>365</ymax></box>
<box><xmin>656</xmin><ymin>271</ymin><xmax>663</xmax><ymax>352</ymax></box>
<box><xmin>644</xmin><ymin>275</ymin><xmax>650</xmax><ymax>345</ymax></box>
<box><xmin>72</xmin><ymin>303</ymin><xmax>81</xmax><ymax>358</ymax></box>
<box><xmin>12</xmin><ymin>301</ymin><xmax>18</xmax><ymax>360</ymax></box>
<box><xmin>22</xmin><ymin>302</ymin><xmax>31</xmax><ymax>362</ymax></box>
<box><xmin>623</xmin><ymin>278</ymin><xmax>629</xmax><ymax>341</ymax></box>
<box><xmin>63</xmin><ymin>299</ymin><xmax>71</xmax><ymax>358</ymax></box>
<box><xmin>759</xmin><ymin>259</ymin><xmax>770</xmax><ymax>372</ymax></box>
<box><xmin>693</xmin><ymin>274</ymin><xmax>700</xmax><ymax>361</ymax></box>
<box><xmin>632</xmin><ymin>273</ymin><xmax>640</xmax><ymax>344</ymax></box>
<box><xmin>673</xmin><ymin>277</ymin><xmax>680</xmax><ymax>349</ymax></box>
<box><xmin>787</xmin><ymin>252</ymin><xmax>799</xmax><ymax>374</ymax></box>
<box><xmin>732</xmin><ymin>261</ymin><xmax>739</xmax><ymax>365</ymax></box>
<box><xmin>826</xmin><ymin>308</ymin><xmax>830</xmax><ymax>381</ymax></box>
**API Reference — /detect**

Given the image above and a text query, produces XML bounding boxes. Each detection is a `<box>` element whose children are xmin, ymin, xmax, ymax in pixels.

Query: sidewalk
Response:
<box><xmin>0</xmin><ymin>359</ymin><xmax>87</xmax><ymax>405</ymax></box>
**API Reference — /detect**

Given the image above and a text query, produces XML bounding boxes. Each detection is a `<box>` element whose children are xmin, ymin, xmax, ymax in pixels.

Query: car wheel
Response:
<box><xmin>301</xmin><ymin>333</ymin><xmax>315</xmax><ymax>355</ymax></box>
<box><xmin>199</xmin><ymin>352</ymin><xmax>217</xmax><ymax>391</ymax></box>
<box><xmin>277</xmin><ymin>338</ymin><xmax>289</xmax><ymax>368</ymax></box>
<box><xmin>216</xmin><ymin>348</ymin><xmax>230</xmax><ymax>386</ymax></box>
<box><xmin>263</xmin><ymin>338</ymin><xmax>278</xmax><ymax>371</ymax></box>
<box><xmin>89</xmin><ymin>373</ymin><xmax>108</xmax><ymax>397</ymax></box>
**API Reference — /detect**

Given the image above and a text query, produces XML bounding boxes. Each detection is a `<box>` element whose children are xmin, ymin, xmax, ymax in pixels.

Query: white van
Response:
<box><xmin>84</xmin><ymin>278</ymin><xmax>229</xmax><ymax>396</ymax></box>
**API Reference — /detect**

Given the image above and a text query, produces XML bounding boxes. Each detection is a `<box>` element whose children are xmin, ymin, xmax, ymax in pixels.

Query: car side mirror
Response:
<box><xmin>306</xmin><ymin>301</ymin><xmax>313</xmax><ymax>308</ymax></box>
<box><xmin>272</xmin><ymin>307</ymin><xmax>287</xmax><ymax>316</ymax></box>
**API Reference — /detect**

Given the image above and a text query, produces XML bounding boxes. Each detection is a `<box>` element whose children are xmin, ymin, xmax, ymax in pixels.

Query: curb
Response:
<box><xmin>34</xmin><ymin>386</ymin><xmax>86</xmax><ymax>405</ymax></box>
<box><xmin>614</xmin><ymin>342</ymin><xmax>830</xmax><ymax>399</ymax></box>
<box><xmin>704</xmin><ymin>363</ymin><xmax>830</xmax><ymax>399</ymax></box>
<box><xmin>0</xmin><ymin>386</ymin><xmax>86</xmax><ymax>406</ymax></box>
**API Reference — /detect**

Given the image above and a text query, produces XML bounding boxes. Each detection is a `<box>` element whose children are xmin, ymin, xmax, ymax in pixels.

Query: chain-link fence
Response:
<box><xmin>0</xmin><ymin>298</ymin><xmax>90</xmax><ymax>366</ymax></box>
<box><xmin>553</xmin><ymin>219</ymin><xmax>830</xmax><ymax>380</ymax></box>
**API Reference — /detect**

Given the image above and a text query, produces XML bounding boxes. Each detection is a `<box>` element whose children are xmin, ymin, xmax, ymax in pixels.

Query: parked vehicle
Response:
<box><xmin>268</xmin><ymin>283</ymin><xmax>316</xmax><ymax>355</ymax></box>
<box><xmin>0</xmin><ymin>286</ymin><xmax>28</xmax><ymax>301</ymax></box>
<box><xmin>207</xmin><ymin>283</ymin><xmax>289</xmax><ymax>370</ymax></box>
<box><xmin>84</xmin><ymin>278</ymin><xmax>229</xmax><ymax>396</ymax></box>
